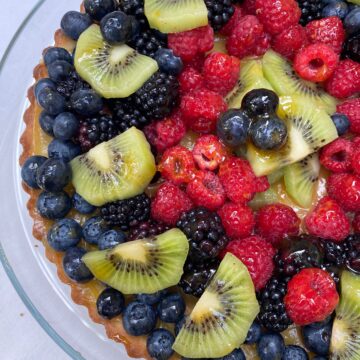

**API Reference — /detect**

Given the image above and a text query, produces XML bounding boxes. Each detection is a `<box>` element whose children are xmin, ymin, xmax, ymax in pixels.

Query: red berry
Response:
<box><xmin>186</xmin><ymin>171</ymin><xmax>226</xmax><ymax>211</ymax></box>
<box><xmin>255</xmin><ymin>0</ymin><xmax>301</xmax><ymax>36</ymax></box>
<box><xmin>305</xmin><ymin>196</ymin><xmax>350</xmax><ymax>242</ymax></box>
<box><xmin>256</xmin><ymin>203</ymin><xmax>300</xmax><ymax>246</ymax></box>
<box><xmin>243</xmin><ymin>0</ymin><xmax>257</xmax><ymax>14</ymax></box>
<box><xmin>203</xmin><ymin>52</ymin><xmax>241</xmax><ymax>95</ymax></box>
<box><xmin>353</xmin><ymin>213</ymin><xmax>360</xmax><ymax>232</ymax></box>
<box><xmin>354</xmin><ymin>137</ymin><xmax>360</xmax><ymax>147</ymax></box>
<box><xmin>158</xmin><ymin>145</ymin><xmax>196</xmax><ymax>185</ymax></box>
<box><xmin>181</xmin><ymin>89</ymin><xmax>227</xmax><ymax>134</ymax></box>
<box><xmin>293</xmin><ymin>43</ymin><xmax>338</xmax><ymax>82</ymax></box>
<box><xmin>284</xmin><ymin>268</ymin><xmax>339</xmax><ymax>325</ymax></box>
<box><xmin>272</xmin><ymin>24</ymin><xmax>308</xmax><ymax>60</ymax></box>
<box><xmin>325</xmin><ymin>60</ymin><xmax>360</xmax><ymax>99</ymax></box>
<box><xmin>327</xmin><ymin>173</ymin><xmax>360</xmax><ymax>212</ymax></box>
<box><xmin>253</xmin><ymin>32</ymin><xmax>271</xmax><ymax>57</ymax></box>
<box><xmin>319</xmin><ymin>138</ymin><xmax>354</xmax><ymax>173</ymax></box>
<box><xmin>219</xmin><ymin>6</ymin><xmax>245</xmax><ymax>36</ymax></box>
<box><xmin>151</xmin><ymin>182</ymin><xmax>193</xmax><ymax>225</ymax></box>
<box><xmin>192</xmin><ymin>134</ymin><xmax>228</xmax><ymax>171</ymax></box>
<box><xmin>184</xmin><ymin>54</ymin><xmax>205</xmax><ymax>72</ymax></box>
<box><xmin>254</xmin><ymin>176</ymin><xmax>270</xmax><ymax>193</ymax></box>
<box><xmin>337</xmin><ymin>98</ymin><xmax>360</xmax><ymax>134</ymax></box>
<box><xmin>305</xmin><ymin>17</ymin><xmax>345</xmax><ymax>54</ymax></box>
<box><xmin>220</xmin><ymin>236</ymin><xmax>276</xmax><ymax>291</ymax></box>
<box><xmin>352</xmin><ymin>147</ymin><xmax>360</xmax><ymax>175</ymax></box>
<box><xmin>178</xmin><ymin>66</ymin><xmax>205</xmax><ymax>94</ymax></box>
<box><xmin>168</xmin><ymin>25</ymin><xmax>214</xmax><ymax>62</ymax></box>
<box><xmin>218</xmin><ymin>202</ymin><xmax>255</xmax><ymax>239</ymax></box>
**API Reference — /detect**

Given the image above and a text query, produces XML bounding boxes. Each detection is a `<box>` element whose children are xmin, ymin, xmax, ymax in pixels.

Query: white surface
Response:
<box><xmin>0</xmin><ymin>2</ymin><xmax>70</xmax><ymax>359</ymax></box>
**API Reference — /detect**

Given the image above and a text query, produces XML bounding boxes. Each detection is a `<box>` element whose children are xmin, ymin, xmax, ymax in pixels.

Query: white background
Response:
<box><xmin>0</xmin><ymin>1</ymin><xmax>70</xmax><ymax>359</ymax></box>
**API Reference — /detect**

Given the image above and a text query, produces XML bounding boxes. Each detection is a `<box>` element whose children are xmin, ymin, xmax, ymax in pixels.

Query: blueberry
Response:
<box><xmin>344</xmin><ymin>8</ymin><xmax>360</xmax><ymax>36</ymax></box>
<box><xmin>282</xmin><ymin>345</ymin><xmax>308</xmax><ymax>360</ymax></box>
<box><xmin>241</xmin><ymin>88</ymin><xmax>279</xmax><ymax>117</ymax></box>
<box><xmin>245</xmin><ymin>321</ymin><xmax>262</xmax><ymax>344</ymax></box>
<box><xmin>21</xmin><ymin>155</ymin><xmax>47</xmax><ymax>189</ymax></box>
<box><xmin>70</xmin><ymin>89</ymin><xmax>103</xmax><ymax>116</ymax></box>
<box><xmin>63</xmin><ymin>247</ymin><xmax>93</xmax><ymax>282</ymax></box>
<box><xmin>154</xmin><ymin>48</ymin><xmax>183</xmax><ymax>76</ymax></box>
<box><xmin>136</xmin><ymin>290</ymin><xmax>167</xmax><ymax>305</ymax></box>
<box><xmin>96</xmin><ymin>287</ymin><xmax>125</xmax><ymax>319</ymax></box>
<box><xmin>174</xmin><ymin>316</ymin><xmax>186</xmax><ymax>336</ymax></box>
<box><xmin>98</xmin><ymin>229</ymin><xmax>126</xmax><ymax>250</ymax></box>
<box><xmin>322</xmin><ymin>1</ymin><xmax>348</xmax><ymax>19</ymax></box>
<box><xmin>302</xmin><ymin>320</ymin><xmax>332</xmax><ymax>356</ymax></box>
<box><xmin>331</xmin><ymin>113</ymin><xmax>350</xmax><ymax>136</ymax></box>
<box><xmin>147</xmin><ymin>329</ymin><xmax>175</xmax><ymax>360</ymax></box>
<box><xmin>72</xmin><ymin>193</ymin><xmax>96</xmax><ymax>214</ymax></box>
<box><xmin>39</xmin><ymin>111</ymin><xmax>55</xmax><ymax>136</ymax></box>
<box><xmin>157</xmin><ymin>293</ymin><xmax>185</xmax><ymax>323</ymax></box>
<box><xmin>47</xmin><ymin>60</ymin><xmax>74</xmax><ymax>82</ymax></box>
<box><xmin>36</xmin><ymin>191</ymin><xmax>72</xmax><ymax>219</ymax></box>
<box><xmin>216</xmin><ymin>348</ymin><xmax>246</xmax><ymax>360</ymax></box>
<box><xmin>83</xmin><ymin>216</ymin><xmax>110</xmax><ymax>245</ymax></box>
<box><xmin>34</xmin><ymin>78</ymin><xmax>56</xmax><ymax>102</ymax></box>
<box><xmin>100</xmin><ymin>11</ymin><xmax>133</xmax><ymax>44</ymax></box>
<box><xmin>84</xmin><ymin>0</ymin><xmax>117</xmax><ymax>21</ymax></box>
<box><xmin>123</xmin><ymin>301</ymin><xmax>157</xmax><ymax>336</ymax></box>
<box><xmin>37</xmin><ymin>88</ymin><xmax>66</xmax><ymax>115</ymax></box>
<box><xmin>257</xmin><ymin>333</ymin><xmax>285</xmax><ymax>360</ymax></box>
<box><xmin>130</xmin><ymin>16</ymin><xmax>141</xmax><ymax>40</ymax></box>
<box><xmin>53</xmin><ymin>112</ymin><xmax>79</xmax><ymax>140</ymax></box>
<box><xmin>36</xmin><ymin>158</ymin><xmax>71</xmax><ymax>192</ymax></box>
<box><xmin>48</xmin><ymin>219</ymin><xmax>82</xmax><ymax>251</ymax></box>
<box><xmin>61</xmin><ymin>11</ymin><xmax>92</xmax><ymax>40</ymax></box>
<box><xmin>250</xmin><ymin>115</ymin><xmax>288</xmax><ymax>150</ymax></box>
<box><xmin>217</xmin><ymin>109</ymin><xmax>251</xmax><ymax>146</ymax></box>
<box><xmin>48</xmin><ymin>139</ymin><xmax>82</xmax><ymax>162</ymax></box>
<box><xmin>43</xmin><ymin>47</ymin><xmax>73</xmax><ymax>66</ymax></box>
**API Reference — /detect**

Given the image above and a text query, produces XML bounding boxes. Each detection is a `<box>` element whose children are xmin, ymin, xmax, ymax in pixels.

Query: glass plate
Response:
<box><xmin>0</xmin><ymin>1</ymin><xmax>131</xmax><ymax>358</ymax></box>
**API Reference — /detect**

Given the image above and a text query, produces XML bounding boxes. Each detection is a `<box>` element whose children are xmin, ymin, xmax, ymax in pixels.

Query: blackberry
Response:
<box><xmin>75</xmin><ymin>114</ymin><xmax>119</xmax><ymax>152</ymax></box>
<box><xmin>176</xmin><ymin>207</ymin><xmax>229</xmax><ymax>264</ymax></box>
<box><xmin>127</xmin><ymin>220</ymin><xmax>170</xmax><ymax>240</ymax></box>
<box><xmin>296</xmin><ymin>0</ymin><xmax>324</xmax><ymax>26</ymax></box>
<box><xmin>56</xmin><ymin>70</ymin><xmax>90</xmax><ymax>100</ymax></box>
<box><xmin>258</xmin><ymin>276</ymin><xmax>292</xmax><ymax>332</ymax></box>
<box><xmin>205</xmin><ymin>0</ymin><xmax>235</xmax><ymax>31</ymax></box>
<box><xmin>343</xmin><ymin>33</ymin><xmax>360</xmax><ymax>63</ymax></box>
<box><xmin>100</xmin><ymin>194</ymin><xmax>151</xmax><ymax>230</ymax></box>
<box><xmin>134</xmin><ymin>72</ymin><xmax>179</xmax><ymax>120</ymax></box>
<box><xmin>118</xmin><ymin>0</ymin><xmax>148</xmax><ymax>29</ymax></box>
<box><xmin>320</xmin><ymin>263</ymin><xmax>341</xmax><ymax>285</ymax></box>
<box><xmin>129</xmin><ymin>29</ymin><xmax>167</xmax><ymax>58</ymax></box>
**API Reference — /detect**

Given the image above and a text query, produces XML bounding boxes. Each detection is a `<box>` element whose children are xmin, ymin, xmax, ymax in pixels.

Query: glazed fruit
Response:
<box><xmin>257</xmin><ymin>332</ymin><xmax>285</xmax><ymax>360</ymax></box>
<box><xmin>63</xmin><ymin>247</ymin><xmax>93</xmax><ymax>282</ymax></box>
<box><xmin>302</xmin><ymin>318</ymin><xmax>332</xmax><ymax>357</ymax></box>
<box><xmin>157</xmin><ymin>293</ymin><xmax>185</xmax><ymax>323</ymax></box>
<box><xmin>48</xmin><ymin>139</ymin><xmax>82</xmax><ymax>163</ymax></box>
<box><xmin>129</xmin><ymin>29</ymin><xmax>167</xmax><ymax>58</ymax></box>
<box><xmin>100</xmin><ymin>11</ymin><xmax>133</xmax><ymax>44</ymax></box>
<box><xmin>72</xmin><ymin>192</ymin><xmax>96</xmax><ymax>214</ymax></box>
<box><xmin>36</xmin><ymin>191</ymin><xmax>72</xmax><ymax>219</ymax></box>
<box><xmin>96</xmin><ymin>287</ymin><xmax>125</xmax><ymax>319</ymax></box>
<box><xmin>84</xmin><ymin>0</ymin><xmax>116</xmax><ymax>21</ymax></box>
<box><xmin>98</xmin><ymin>230</ymin><xmax>126</xmax><ymax>250</ymax></box>
<box><xmin>53</xmin><ymin>112</ymin><xmax>79</xmax><ymax>140</ymax></box>
<box><xmin>123</xmin><ymin>301</ymin><xmax>157</xmax><ymax>336</ymax></box>
<box><xmin>21</xmin><ymin>155</ymin><xmax>47</xmax><ymax>189</ymax></box>
<box><xmin>61</xmin><ymin>11</ymin><xmax>92</xmax><ymax>40</ymax></box>
<box><xmin>147</xmin><ymin>329</ymin><xmax>175</xmax><ymax>360</ymax></box>
<box><xmin>69</xmin><ymin>89</ymin><xmax>103</xmax><ymax>116</ymax></box>
<box><xmin>43</xmin><ymin>47</ymin><xmax>72</xmax><ymax>66</ymax></box>
<box><xmin>47</xmin><ymin>218</ymin><xmax>82</xmax><ymax>251</ymax></box>
<box><xmin>82</xmin><ymin>216</ymin><xmax>110</xmax><ymax>245</ymax></box>
<box><xmin>242</xmin><ymin>88</ymin><xmax>279</xmax><ymax>117</ymax></box>
<box><xmin>205</xmin><ymin>0</ymin><xmax>234</xmax><ymax>31</ymax></box>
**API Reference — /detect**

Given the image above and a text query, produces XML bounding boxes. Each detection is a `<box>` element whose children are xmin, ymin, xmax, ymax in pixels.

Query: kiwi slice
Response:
<box><xmin>173</xmin><ymin>253</ymin><xmax>259</xmax><ymax>358</ymax></box>
<box><xmin>74</xmin><ymin>24</ymin><xmax>158</xmax><ymax>98</ymax></box>
<box><xmin>70</xmin><ymin>127</ymin><xmax>156</xmax><ymax>206</ymax></box>
<box><xmin>246</xmin><ymin>95</ymin><xmax>338</xmax><ymax>176</ymax></box>
<box><xmin>262</xmin><ymin>50</ymin><xmax>337</xmax><ymax>114</ymax></box>
<box><xmin>144</xmin><ymin>0</ymin><xmax>208</xmax><ymax>33</ymax></box>
<box><xmin>82</xmin><ymin>228</ymin><xmax>189</xmax><ymax>294</ymax></box>
<box><xmin>284</xmin><ymin>153</ymin><xmax>320</xmax><ymax>208</ymax></box>
<box><xmin>249</xmin><ymin>187</ymin><xmax>279</xmax><ymax>210</ymax></box>
<box><xmin>330</xmin><ymin>271</ymin><xmax>360</xmax><ymax>360</ymax></box>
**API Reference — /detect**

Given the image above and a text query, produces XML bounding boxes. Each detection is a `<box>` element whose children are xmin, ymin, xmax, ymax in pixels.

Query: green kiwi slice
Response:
<box><xmin>284</xmin><ymin>153</ymin><xmax>320</xmax><ymax>208</ymax></box>
<box><xmin>262</xmin><ymin>50</ymin><xmax>337</xmax><ymax>114</ymax></box>
<box><xmin>330</xmin><ymin>271</ymin><xmax>360</xmax><ymax>360</ymax></box>
<box><xmin>249</xmin><ymin>187</ymin><xmax>279</xmax><ymax>210</ymax></box>
<box><xmin>82</xmin><ymin>228</ymin><xmax>189</xmax><ymax>294</ymax></box>
<box><xmin>247</xmin><ymin>95</ymin><xmax>338</xmax><ymax>176</ymax></box>
<box><xmin>70</xmin><ymin>127</ymin><xmax>156</xmax><ymax>206</ymax></box>
<box><xmin>74</xmin><ymin>24</ymin><xmax>158</xmax><ymax>98</ymax></box>
<box><xmin>144</xmin><ymin>0</ymin><xmax>208</xmax><ymax>33</ymax></box>
<box><xmin>172</xmin><ymin>253</ymin><xmax>259</xmax><ymax>358</ymax></box>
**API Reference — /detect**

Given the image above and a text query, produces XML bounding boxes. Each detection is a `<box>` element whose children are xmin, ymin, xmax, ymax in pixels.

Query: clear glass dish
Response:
<box><xmin>0</xmin><ymin>1</ymin><xmax>131</xmax><ymax>358</ymax></box>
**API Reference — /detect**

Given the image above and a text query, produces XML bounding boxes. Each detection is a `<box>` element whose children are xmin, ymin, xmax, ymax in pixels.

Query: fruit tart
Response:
<box><xmin>20</xmin><ymin>0</ymin><xmax>360</xmax><ymax>359</ymax></box>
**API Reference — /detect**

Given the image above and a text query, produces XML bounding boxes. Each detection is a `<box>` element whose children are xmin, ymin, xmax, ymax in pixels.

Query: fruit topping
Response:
<box><xmin>69</xmin><ymin>89</ymin><xmax>104</xmax><ymax>116</ymax></box>
<box><xmin>63</xmin><ymin>247</ymin><xmax>93</xmax><ymax>282</ymax></box>
<box><xmin>331</xmin><ymin>113</ymin><xmax>350</xmax><ymax>136</ymax></box>
<box><xmin>154</xmin><ymin>48</ymin><xmax>183</xmax><ymax>76</ymax></box>
<box><xmin>129</xmin><ymin>28</ymin><xmax>167</xmax><ymax>58</ymax></box>
<box><xmin>257</xmin><ymin>333</ymin><xmax>285</xmax><ymax>360</ymax></box>
<box><xmin>21</xmin><ymin>155</ymin><xmax>47</xmax><ymax>189</ymax></box>
<box><xmin>47</xmin><ymin>219</ymin><xmax>82</xmax><ymax>252</ymax></box>
<box><xmin>128</xmin><ymin>221</ymin><xmax>169</xmax><ymax>241</ymax></box>
<box><xmin>37</xmin><ymin>191</ymin><xmax>72</xmax><ymax>220</ymax></box>
<box><xmin>147</xmin><ymin>329</ymin><xmax>175</xmax><ymax>360</ymax></box>
<box><xmin>157</xmin><ymin>293</ymin><xmax>185</xmax><ymax>323</ymax></box>
<box><xmin>61</xmin><ymin>11</ymin><xmax>92</xmax><ymax>40</ymax></box>
<box><xmin>100</xmin><ymin>11</ymin><xmax>133</xmax><ymax>45</ymax></box>
<box><xmin>123</xmin><ymin>301</ymin><xmax>157</xmax><ymax>336</ymax></box>
<box><xmin>205</xmin><ymin>0</ymin><xmax>234</xmax><ymax>31</ymax></box>
<box><xmin>98</xmin><ymin>230</ymin><xmax>126</xmax><ymax>250</ymax></box>
<box><xmin>302</xmin><ymin>318</ymin><xmax>332</xmax><ymax>357</ymax></box>
<box><xmin>296</xmin><ymin>0</ymin><xmax>323</xmax><ymax>25</ymax></box>
<box><xmin>337</xmin><ymin>98</ymin><xmax>360</xmax><ymax>135</ymax></box>
<box><xmin>84</xmin><ymin>0</ymin><xmax>116</xmax><ymax>21</ymax></box>
<box><xmin>96</xmin><ymin>288</ymin><xmax>125</xmax><ymax>319</ymax></box>
<box><xmin>178</xmin><ymin>66</ymin><xmax>205</xmax><ymax>94</ymax></box>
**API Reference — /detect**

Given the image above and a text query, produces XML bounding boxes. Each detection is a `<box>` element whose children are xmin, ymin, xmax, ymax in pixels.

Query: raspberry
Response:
<box><xmin>327</xmin><ymin>173</ymin><xmax>360</xmax><ymax>212</ymax></box>
<box><xmin>319</xmin><ymin>138</ymin><xmax>354</xmax><ymax>173</ymax></box>
<box><xmin>352</xmin><ymin>147</ymin><xmax>360</xmax><ymax>175</ymax></box>
<box><xmin>293</xmin><ymin>43</ymin><xmax>338</xmax><ymax>82</ymax></box>
<box><xmin>255</xmin><ymin>176</ymin><xmax>270</xmax><ymax>193</ymax></box>
<box><xmin>217</xmin><ymin>202</ymin><xmax>255</xmax><ymax>239</ymax></box>
<box><xmin>220</xmin><ymin>236</ymin><xmax>276</xmax><ymax>290</ymax></box>
<box><xmin>178</xmin><ymin>66</ymin><xmax>205</xmax><ymax>94</ymax></box>
<box><xmin>305</xmin><ymin>17</ymin><xmax>345</xmax><ymax>54</ymax></box>
<box><xmin>325</xmin><ymin>60</ymin><xmax>360</xmax><ymax>99</ymax></box>
<box><xmin>180</xmin><ymin>89</ymin><xmax>227</xmax><ymax>134</ymax></box>
<box><xmin>192</xmin><ymin>135</ymin><xmax>228</xmax><ymax>171</ymax></box>
<box><xmin>272</xmin><ymin>24</ymin><xmax>307</xmax><ymax>59</ymax></box>
<box><xmin>151</xmin><ymin>182</ymin><xmax>193</xmax><ymax>225</ymax></box>
<box><xmin>203</xmin><ymin>52</ymin><xmax>240</xmax><ymax>96</ymax></box>
<box><xmin>186</xmin><ymin>171</ymin><xmax>226</xmax><ymax>211</ymax></box>
<box><xmin>168</xmin><ymin>25</ymin><xmax>214</xmax><ymax>62</ymax></box>
<box><xmin>354</xmin><ymin>137</ymin><xmax>360</xmax><ymax>147</ymax></box>
<box><xmin>255</xmin><ymin>0</ymin><xmax>301</xmax><ymax>36</ymax></box>
<box><xmin>219</xmin><ymin>6</ymin><xmax>245</xmax><ymax>36</ymax></box>
<box><xmin>305</xmin><ymin>196</ymin><xmax>350</xmax><ymax>242</ymax></box>
<box><xmin>284</xmin><ymin>268</ymin><xmax>339</xmax><ymax>325</ymax></box>
<box><xmin>158</xmin><ymin>145</ymin><xmax>196</xmax><ymax>185</ymax></box>
<box><xmin>184</xmin><ymin>54</ymin><xmax>205</xmax><ymax>72</ymax></box>
<box><xmin>254</xmin><ymin>32</ymin><xmax>271</xmax><ymax>57</ymax></box>
<box><xmin>243</xmin><ymin>0</ymin><xmax>257</xmax><ymax>14</ymax></box>
<box><xmin>144</xmin><ymin>111</ymin><xmax>186</xmax><ymax>153</ymax></box>
<box><xmin>256</xmin><ymin>203</ymin><xmax>300</xmax><ymax>246</ymax></box>
<box><xmin>337</xmin><ymin>98</ymin><xmax>360</xmax><ymax>134</ymax></box>
<box><xmin>353</xmin><ymin>213</ymin><xmax>360</xmax><ymax>233</ymax></box>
